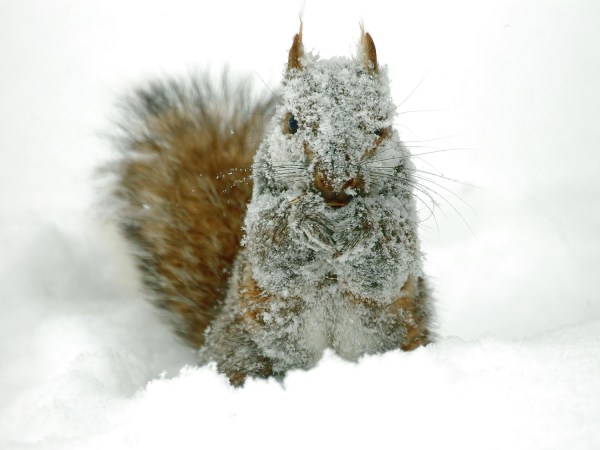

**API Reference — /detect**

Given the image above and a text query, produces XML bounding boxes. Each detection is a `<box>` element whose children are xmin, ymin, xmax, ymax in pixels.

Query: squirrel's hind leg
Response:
<box><xmin>396</xmin><ymin>276</ymin><xmax>434</xmax><ymax>351</ymax></box>
<box><xmin>199</xmin><ymin>256</ymin><xmax>279</xmax><ymax>386</ymax></box>
<box><xmin>200</xmin><ymin>314</ymin><xmax>278</xmax><ymax>387</ymax></box>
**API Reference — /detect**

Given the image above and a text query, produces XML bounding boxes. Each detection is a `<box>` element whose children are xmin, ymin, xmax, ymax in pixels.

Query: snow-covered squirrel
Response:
<box><xmin>112</xmin><ymin>25</ymin><xmax>434</xmax><ymax>386</ymax></box>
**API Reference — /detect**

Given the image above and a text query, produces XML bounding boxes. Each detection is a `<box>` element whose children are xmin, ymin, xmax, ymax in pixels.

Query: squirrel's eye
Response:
<box><xmin>288</xmin><ymin>115</ymin><xmax>298</xmax><ymax>134</ymax></box>
<box><xmin>374</xmin><ymin>128</ymin><xmax>384</xmax><ymax>137</ymax></box>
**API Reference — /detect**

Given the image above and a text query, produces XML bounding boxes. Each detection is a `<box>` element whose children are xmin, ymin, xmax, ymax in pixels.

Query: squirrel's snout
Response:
<box><xmin>314</xmin><ymin>174</ymin><xmax>360</xmax><ymax>208</ymax></box>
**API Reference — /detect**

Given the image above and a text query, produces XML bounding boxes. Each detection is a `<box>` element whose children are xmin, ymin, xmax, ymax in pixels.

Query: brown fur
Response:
<box><xmin>360</xmin><ymin>28</ymin><xmax>378</xmax><ymax>72</ymax></box>
<box><xmin>347</xmin><ymin>276</ymin><xmax>432</xmax><ymax>351</ymax></box>
<box><xmin>391</xmin><ymin>277</ymin><xmax>432</xmax><ymax>350</ymax></box>
<box><xmin>287</xmin><ymin>23</ymin><xmax>304</xmax><ymax>71</ymax></box>
<box><xmin>112</xmin><ymin>76</ymin><xmax>274</xmax><ymax>347</ymax></box>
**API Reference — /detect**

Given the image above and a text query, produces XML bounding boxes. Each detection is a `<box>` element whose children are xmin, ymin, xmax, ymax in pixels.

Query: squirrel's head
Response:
<box><xmin>255</xmin><ymin>25</ymin><xmax>410</xmax><ymax>209</ymax></box>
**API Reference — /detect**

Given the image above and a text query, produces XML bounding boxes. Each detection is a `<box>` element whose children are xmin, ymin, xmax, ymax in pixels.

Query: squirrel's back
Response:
<box><xmin>111</xmin><ymin>75</ymin><xmax>274</xmax><ymax>347</ymax></box>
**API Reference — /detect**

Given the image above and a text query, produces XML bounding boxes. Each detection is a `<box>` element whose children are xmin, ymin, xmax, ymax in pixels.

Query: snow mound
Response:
<box><xmin>0</xmin><ymin>218</ymin><xmax>598</xmax><ymax>450</ymax></box>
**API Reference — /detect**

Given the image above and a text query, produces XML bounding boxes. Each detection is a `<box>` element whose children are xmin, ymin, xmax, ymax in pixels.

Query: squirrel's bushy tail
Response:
<box><xmin>111</xmin><ymin>74</ymin><xmax>274</xmax><ymax>348</ymax></box>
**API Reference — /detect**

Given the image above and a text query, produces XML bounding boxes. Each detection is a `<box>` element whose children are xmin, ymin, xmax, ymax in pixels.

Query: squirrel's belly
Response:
<box><xmin>257</xmin><ymin>291</ymin><xmax>404</xmax><ymax>370</ymax></box>
<box><xmin>286</xmin><ymin>291</ymin><xmax>401</xmax><ymax>364</ymax></box>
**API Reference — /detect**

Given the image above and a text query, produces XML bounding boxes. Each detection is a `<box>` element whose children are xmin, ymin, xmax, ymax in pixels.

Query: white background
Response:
<box><xmin>1</xmin><ymin>1</ymin><xmax>599</xmax><ymax>449</ymax></box>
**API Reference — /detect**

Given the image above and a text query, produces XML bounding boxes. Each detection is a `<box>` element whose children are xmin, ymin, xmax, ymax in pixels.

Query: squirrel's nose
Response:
<box><xmin>314</xmin><ymin>175</ymin><xmax>358</xmax><ymax>208</ymax></box>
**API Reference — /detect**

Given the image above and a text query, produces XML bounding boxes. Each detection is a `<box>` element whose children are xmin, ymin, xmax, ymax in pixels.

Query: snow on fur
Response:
<box><xmin>197</xmin><ymin>50</ymin><xmax>432</xmax><ymax>378</ymax></box>
<box><xmin>250</xmin><ymin>54</ymin><xmax>422</xmax><ymax>302</ymax></box>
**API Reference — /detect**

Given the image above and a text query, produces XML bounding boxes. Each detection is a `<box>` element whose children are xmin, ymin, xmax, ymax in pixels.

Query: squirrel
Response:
<box><xmin>111</xmin><ymin>25</ymin><xmax>434</xmax><ymax>386</ymax></box>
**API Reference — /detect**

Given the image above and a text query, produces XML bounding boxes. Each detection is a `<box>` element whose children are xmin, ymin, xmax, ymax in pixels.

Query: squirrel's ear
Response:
<box><xmin>359</xmin><ymin>25</ymin><xmax>378</xmax><ymax>73</ymax></box>
<box><xmin>287</xmin><ymin>22</ymin><xmax>304</xmax><ymax>72</ymax></box>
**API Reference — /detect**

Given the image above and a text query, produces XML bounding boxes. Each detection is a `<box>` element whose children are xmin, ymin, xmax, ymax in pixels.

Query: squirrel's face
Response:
<box><xmin>254</xmin><ymin>28</ymin><xmax>411</xmax><ymax>209</ymax></box>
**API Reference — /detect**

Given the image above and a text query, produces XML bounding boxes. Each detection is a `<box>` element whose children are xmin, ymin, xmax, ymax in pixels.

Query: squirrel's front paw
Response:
<box><xmin>288</xmin><ymin>197</ymin><xmax>373</xmax><ymax>256</ymax></box>
<box><xmin>331</xmin><ymin>206</ymin><xmax>372</xmax><ymax>257</ymax></box>
<box><xmin>333</xmin><ymin>224</ymin><xmax>369</xmax><ymax>257</ymax></box>
<box><xmin>292</xmin><ymin>207</ymin><xmax>336</xmax><ymax>252</ymax></box>
<box><xmin>289</xmin><ymin>199</ymin><xmax>335</xmax><ymax>252</ymax></box>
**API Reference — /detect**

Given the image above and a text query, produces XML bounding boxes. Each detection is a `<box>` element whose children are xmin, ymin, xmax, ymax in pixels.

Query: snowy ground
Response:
<box><xmin>1</xmin><ymin>1</ymin><xmax>599</xmax><ymax>449</ymax></box>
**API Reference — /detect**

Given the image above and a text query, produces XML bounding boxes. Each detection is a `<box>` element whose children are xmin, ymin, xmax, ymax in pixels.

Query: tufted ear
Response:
<box><xmin>287</xmin><ymin>22</ymin><xmax>304</xmax><ymax>72</ymax></box>
<box><xmin>359</xmin><ymin>26</ymin><xmax>378</xmax><ymax>73</ymax></box>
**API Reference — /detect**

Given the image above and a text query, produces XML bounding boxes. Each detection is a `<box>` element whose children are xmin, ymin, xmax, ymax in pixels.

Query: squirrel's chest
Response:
<box><xmin>244</xmin><ymin>194</ymin><xmax>422</xmax><ymax>306</ymax></box>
